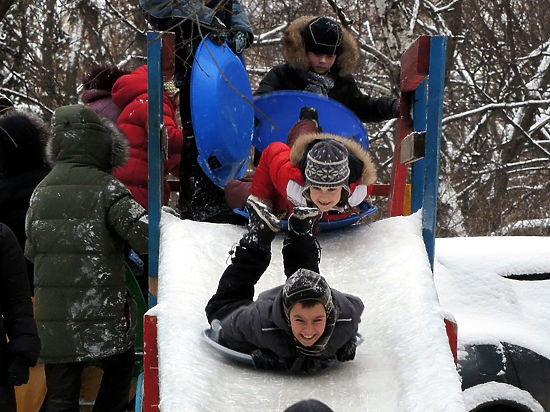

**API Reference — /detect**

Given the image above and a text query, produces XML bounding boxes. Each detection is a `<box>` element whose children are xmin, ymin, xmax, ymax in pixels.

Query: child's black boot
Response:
<box><xmin>288</xmin><ymin>206</ymin><xmax>319</xmax><ymax>237</ymax></box>
<box><xmin>283</xmin><ymin>207</ymin><xmax>321</xmax><ymax>277</ymax></box>
<box><xmin>239</xmin><ymin>196</ymin><xmax>282</xmax><ymax>252</ymax></box>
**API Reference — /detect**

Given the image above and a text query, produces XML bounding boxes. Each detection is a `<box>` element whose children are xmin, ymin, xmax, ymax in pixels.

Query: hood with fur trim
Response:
<box><xmin>46</xmin><ymin>104</ymin><xmax>128</xmax><ymax>173</ymax></box>
<box><xmin>283</xmin><ymin>16</ymin><xmax>359</xmax><ymax>78</ymax></box>
<box><xmin>0</xmin><ymin>110</ymin><xmax>50</xmax><ymax>178</ymax></box>
<box><xmin>289</xmin><ymin>132</ymin><xmax>376</xmax><ymax>186</ymax></box>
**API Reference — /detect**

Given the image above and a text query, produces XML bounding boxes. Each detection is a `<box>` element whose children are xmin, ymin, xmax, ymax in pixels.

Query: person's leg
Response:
<box><xmin>0</xmin><ymin>385</ymin><xmax>16</xmax><ymax>412</ymax></box>
<box><xmin>92</xmin><ymin>348</ymin><xmax>135</xmax><ymax>412</ymax></box>
<box><xmin>43</xmin><ymin>362</ymin><xmax>83</xmax><ymax>412</ymax></box>
<box><xmin>205</xmin><ymin>197</ymin><xmax>281</xmax><ymax>322</ymax></box>
<box><xmin>282</xmin><ymin>207</ymin><xmax>321</xmax><ymax>278</ymax></box>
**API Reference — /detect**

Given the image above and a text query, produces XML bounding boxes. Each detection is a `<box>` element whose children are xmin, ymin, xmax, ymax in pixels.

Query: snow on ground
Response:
<box><xmin>434</xmin><ymin>236</ymin><xmax>550</xmax><ymax>360</ymax></box>
<box><xmin>153</xmin><ymin>211</ymin><xmax>465</xmax><ymax>411</ymax></box>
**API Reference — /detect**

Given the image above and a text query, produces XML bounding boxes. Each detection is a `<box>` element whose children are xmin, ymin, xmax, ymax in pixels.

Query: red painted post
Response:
<box><xmin>143</xmin><ymin>314</ymin><xmax>159</xmax><ymax>412</ymax></box>
<box><xmin>444</xmin><ymin>317</ymin><xmax>458</xmax><ymax>365</ymax></box>
<box><xmin>387</xmin><ymin>36</ymin><xmax>430</xmax><ymax>217</ymax></box>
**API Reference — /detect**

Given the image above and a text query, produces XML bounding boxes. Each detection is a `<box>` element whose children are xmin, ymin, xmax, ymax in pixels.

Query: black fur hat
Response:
<box><xmin>302</xmin><ymin>17</ymin><xmax>343</xmax><ymax>56</ymax></box>
<box><xmin>0</xmin><ymin>111</ymin><xmax>48</xmax><ymax>177</ymax></box>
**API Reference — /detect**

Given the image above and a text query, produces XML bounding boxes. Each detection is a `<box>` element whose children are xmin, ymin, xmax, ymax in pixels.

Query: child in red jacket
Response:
<box><xmin>111</xmin><ymin>65</ymin><xmax>183</xmax><ymax>209</ymax></box>
<box><xmin>249</xmin><ymin>132</ymin><xmax>376</xmax><ymax>222</ymax></box>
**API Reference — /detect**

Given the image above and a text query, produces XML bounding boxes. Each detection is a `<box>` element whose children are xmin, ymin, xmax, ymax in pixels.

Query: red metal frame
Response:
<box><xmin>143</xmin><ymin>314</ymin><xmax>159</xmax><ymax>412</ymax></box>
<box><xmin>386</xmin><ymin>36</ymin><xmax>430</xmax><ymax>217</ymax></box>
<box><xmin>444</xmin><ymin>318</ymin><xmax>458</xmax><ymax>365</ymax></box>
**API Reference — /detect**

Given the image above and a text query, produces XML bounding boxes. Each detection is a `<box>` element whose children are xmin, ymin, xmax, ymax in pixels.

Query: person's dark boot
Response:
<box><xmin>239</xmin><ymin>196</ymin><xmax>282</xmax><ymax>252</ymax></box>
<box><xmin>288</xmin><ymin>206</ymin><xmax>319</xmax><ymax>237</ymax></box>
<box><xmin>283</xmin><ymin>207</ymin><xmax>321</xmax><ymax>277</ymax></box>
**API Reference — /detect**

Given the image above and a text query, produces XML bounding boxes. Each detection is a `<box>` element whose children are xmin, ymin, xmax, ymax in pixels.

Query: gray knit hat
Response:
<box><xmin>304</xmin><ymin>138</ymin><xmax>350</xmax><ymax>194</ymax></box>
<box><xmin>282</xmin><ymin>269</ymin><xmax>336</xmax><ymax>356</ymax></box>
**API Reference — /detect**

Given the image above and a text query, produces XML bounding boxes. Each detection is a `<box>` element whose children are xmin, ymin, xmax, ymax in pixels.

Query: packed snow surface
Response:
<box><xmin>153</xmin><ymin>211</ymin><xmax>465</xmax><ymax>411</ymax></box>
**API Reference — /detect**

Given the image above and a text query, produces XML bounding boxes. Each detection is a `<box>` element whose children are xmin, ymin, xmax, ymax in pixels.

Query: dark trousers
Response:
<box><xmin>42</xmin><ymin>348</ymin><xmax>134</xmax><ymax>412</ymax></box>
<box><xmin>205</xmin><ymin>234</ymin><xmax>320</xmax><ymax>323</ymax></box>
<box><xmin>0</xmin><ymin>385</ymin><xmax>16</xmax><ymax>412</ymax></box>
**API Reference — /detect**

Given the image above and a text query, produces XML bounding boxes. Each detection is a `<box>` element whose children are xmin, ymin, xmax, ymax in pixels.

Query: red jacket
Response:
<box><xmin>250</xmin><ymin>133</ymin><xmax>377</xmax><ymax>221</ymax></box>
<box><xmin>112</xmin><ymin>65</ymin><xmax>183</xmax><ymax>209</ymax></box>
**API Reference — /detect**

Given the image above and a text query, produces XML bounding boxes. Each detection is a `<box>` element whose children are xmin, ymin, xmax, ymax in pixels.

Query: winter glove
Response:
<box><xmin>7</xmin><ymin>355</ymin><xmax>30</xmax><ymax>386</ymax></box>
<box><xmin>250</xmin><ymin>349</ymin><xmax>279</xmax><ymax>370</ymax></box>
<box><xmin>336</xmin><ymin>338</ymin><xmax>357</xmax><ymax>362</ymax></box>
<box><xmin>227</xmin><ymin>31</ymin><xmax>248</xmax><ymax>54</ymax></box>
<box><xmin>208</xmin><ymin>16</ymin><xmax>227</xmax><ymax>46</ymax></box>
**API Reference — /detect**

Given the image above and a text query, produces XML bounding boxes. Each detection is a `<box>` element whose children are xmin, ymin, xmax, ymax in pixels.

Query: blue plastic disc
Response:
<box><xmin>252</xmin><ymin>90</ymin><xmax>368</xmax><ymax>151</ymax></box>
<box><xmin>233</xmin><ymin>201</ymin><xmax>377</xmax><ymax>232</ymax></box>
<box><xmin>190</xmin><ymin>36</ymin><xmax>254</xmax><ymax>188</ymax></box>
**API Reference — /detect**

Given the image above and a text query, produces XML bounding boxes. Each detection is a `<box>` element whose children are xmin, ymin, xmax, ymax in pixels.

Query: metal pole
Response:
<box><xmin>147</xmin><ymin>31</ymin><xmax>163</xmax><ymax>308</ymax></box>
<box><xmin>422</xmin><ymin>36</ymin><xmax>447</xmax><ymax>270</ymax></box>
<box><xmin>410</xmin><ymin>78</ymin><xmax>428</xmax><ymax>212</ymax></box>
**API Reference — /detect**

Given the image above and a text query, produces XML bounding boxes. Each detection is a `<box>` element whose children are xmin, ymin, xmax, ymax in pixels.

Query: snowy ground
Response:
<box><xmin>434</xmin><ymin>236</ymin><xmax>550</xmax><ymax>359</ymax></box>
<box><xmin>434</xmin><ymin>236</ymin><xmax>550</xmax><ymax>411</ymax></box>
<box><xmin>152</xmin><ymin>211</ymin><xmax>465</xmax><ymax>411</ymax></box>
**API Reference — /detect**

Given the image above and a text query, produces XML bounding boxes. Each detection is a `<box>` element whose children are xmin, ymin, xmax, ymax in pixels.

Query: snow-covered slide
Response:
<box><xmin>153</xmin><ymin>212</ymin><xmax>466</xmax><ymax>411</ymax></box>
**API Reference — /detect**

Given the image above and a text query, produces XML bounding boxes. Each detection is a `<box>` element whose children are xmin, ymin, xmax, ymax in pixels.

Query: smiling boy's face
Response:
<box><xmin>289</xmin><ymin>302</ymin><xmax>327</xmax><ymax>346</ymax></box>
<box><xmin>309</xmin><ymin>186</ymin><xmax>342</xmax><ymax>212</ymax></box>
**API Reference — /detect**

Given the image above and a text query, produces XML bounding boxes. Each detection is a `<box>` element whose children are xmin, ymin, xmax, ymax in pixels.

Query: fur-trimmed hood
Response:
<box><xmin>46</xmin><ymin>104</ymin><xmax>128</xmax><ymax>173</ymax></box>
<box><xmin>283</xmin><ymin>16</ymin><xmax>359</xmax><ymax>77</ymax></box>
<box><xmin>0</xmin><ymin>110</ymin><xmax>50</xmax><ymax>177</ymax></box>
<box><xmin>289</xmin><ymin>132</ymin><xmax>377</xmax><ymax>186</ymax></box>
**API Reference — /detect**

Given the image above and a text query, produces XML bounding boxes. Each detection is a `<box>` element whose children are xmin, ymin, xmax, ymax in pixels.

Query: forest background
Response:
<box><xmin>1</xmin><ymin>0</ymin><xmax>548</xmax><ymax>236</ymax></box>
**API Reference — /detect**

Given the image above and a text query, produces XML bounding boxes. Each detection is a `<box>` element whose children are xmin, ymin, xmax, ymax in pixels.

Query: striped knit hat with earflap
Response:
<box><xmin>303</xmin><ymin>138</ymin><xmax>350</xmax><ymax>196</ymax></box>
<box><xmin>282</xmin><ymin>268</ymin><xmax>336</xmax><ymax>356</ymax></box>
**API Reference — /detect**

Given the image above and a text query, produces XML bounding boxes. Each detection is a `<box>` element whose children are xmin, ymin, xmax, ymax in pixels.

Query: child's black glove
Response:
<box><xmin>208</xmin><ymin>16</ymin><xmax>227</xmax><ymax>46</ymax></box>
<box><xmin>336</xmin><ymin>338</ymin><xmax>357</xmax><ymax>362</ymax></box>
<box><xmin>7</xmin><ymin>355</ymin><xmax>30</xmax><ymax>386</ymax></box>
<box><xmin>251</xmin><ymin>349</ymin><xmax>279</xmax><ymax>370</ymax></box>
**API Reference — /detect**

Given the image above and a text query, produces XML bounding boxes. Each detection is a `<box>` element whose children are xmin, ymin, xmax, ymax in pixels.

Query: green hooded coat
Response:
<box><xmin>25</xmin><ymin>104</ymin><xmax>148</xmax><ymax>363</ymax></box>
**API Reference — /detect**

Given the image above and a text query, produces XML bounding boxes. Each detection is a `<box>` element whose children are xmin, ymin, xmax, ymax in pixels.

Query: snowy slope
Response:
<box><xmin>153</xmin><ymin>212</ymin><xmax>465</xmax><ymax>411</ymax></box>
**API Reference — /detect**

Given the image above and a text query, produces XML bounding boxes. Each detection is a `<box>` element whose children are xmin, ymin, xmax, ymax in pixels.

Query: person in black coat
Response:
<box><xmin>140</xmin><ymin>0</ymin><xmax>254</xmax><ymax>223</ymax></box>
<box><xmin>0</xmin><ymin>109</ymin><xmax>50</xmax><ymax>295</ymax></box>
<box><xmin>205</xmin><ymin>197</ymin><xmax>364</xmax><ymax>373</ymax></box>
<box><xmin>0</xmin><ymin>109</ymin><xmax>50</xmax><ymax>243</ymax></box>
<box><xmin>0</xmin><ymin>223</ymin><xmax>41</xmax><ymax>412</ymax></box>
<box><xmin>256</xmin><ymin>16</ymin><xmax>399</xmax><ymax>123</ymax></box>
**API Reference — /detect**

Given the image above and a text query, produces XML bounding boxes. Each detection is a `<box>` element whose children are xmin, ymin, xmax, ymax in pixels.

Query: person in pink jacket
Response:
<box><xmin>249</xmin><ymin>131</ymin><xmax>376</xmax><ymax>223</ymax></box>
<box><xmin>111</xmin><ymin>65</ymin><xmax>183</xmax><ymax>209</ymax></box>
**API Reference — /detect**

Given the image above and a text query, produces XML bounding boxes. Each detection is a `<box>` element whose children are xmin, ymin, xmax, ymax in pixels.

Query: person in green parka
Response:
<box><xmin>24</xmin><ymin>104</ymin><xmax>148</xmax><ymax>412</ymax></box>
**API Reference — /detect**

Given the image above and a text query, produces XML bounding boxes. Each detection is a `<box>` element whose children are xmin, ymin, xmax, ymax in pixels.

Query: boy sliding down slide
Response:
<box><xmin>205</xmin><ymin>197</ymin><xmax>364</xmax><ymax>373</ymax></box>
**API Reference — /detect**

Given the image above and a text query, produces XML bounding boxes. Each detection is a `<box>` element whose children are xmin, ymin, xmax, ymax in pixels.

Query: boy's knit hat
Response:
<box><xmin>303</xmin><ymin>17</ymin><xmax>343</xmax><ymax>56</ymax></box>
<box><xmin>0</xmin><ymin>94</ymin><xmax>14</xmax><ymax>116</ymax></box>
<box><xmin>304</xmin><ymin>139</ymin><xmax>350</xmax><ymax>193</ymax></box>
<box><xmin>282</xmin><ymin>268</ymin><xmax>336</xmax><ymax>355</ymax></box>
<box><xmin>283</xmin><ymin>269</ymin><xmax>333</xmax><ymax>319</ymax></box>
